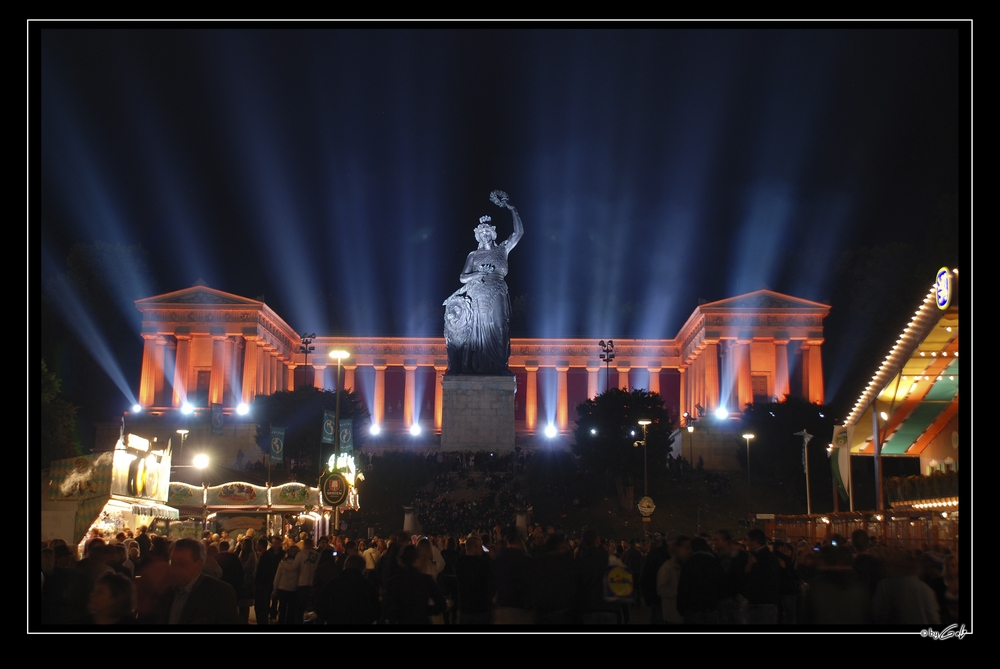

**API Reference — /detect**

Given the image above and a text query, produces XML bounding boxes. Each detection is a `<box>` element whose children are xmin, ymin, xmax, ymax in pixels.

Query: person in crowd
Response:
<box><xmin>165</xmin><ymin>538</ymin><xmax>239</xmax><ymax>624</ymax></box>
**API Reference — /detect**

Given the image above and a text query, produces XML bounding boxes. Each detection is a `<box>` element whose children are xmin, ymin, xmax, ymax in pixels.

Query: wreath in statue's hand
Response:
<box><xmin>490</xmin><ymin>190</ymin><xmax>510</xmax><ymax>209</ymax></box>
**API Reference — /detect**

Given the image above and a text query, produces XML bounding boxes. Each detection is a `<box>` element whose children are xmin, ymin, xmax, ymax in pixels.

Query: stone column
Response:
<box><xmin>313</xmin><ymin>363</ymin><xmax>327</xmax><ymax>390</ymax></box>
<box><xmin>808</xmin><ymin>342</ymin><xmax>825</xmax><ymax>404</ymax></box>
<box><xmin>139</xmin><ymin>334</ymin><xmax>158</xmax><ymax>407</ymax></box>
<box><xmin>586</xmin><ymin>361</ymin><xmax>600</xmax><ymax>399</ymax></box>
<box><xmin>556</xmin><ymin>362</ymin><xmax>570</xmax><ymax>431</ymax></box>
<box><xmin>210</xmin><ymin>336</ymin><xmax>227</xmax><ymax>406</ymax></box>
<box><xmin>678</xmin><ymin>366</ymin><xmax>687</xmax><ymax>419</ymax></box>
<box><xmin>344</xmin><ymin>363</ymin><xmax>357</xmax><ymax>393</ymax></box>
<box><xmin>270</xmin><ymin>351</ymin><xmax>281</xmax><ymax>394</ymax></box>
<box><xmin>260</xmin><ymin>344</ymin><xmax>273</xmax><ymax>396</ymax></box>
<box><xmin>617</xmin><ymin>362</ymin><xmax>631</xmax><ymax>391</ymax></box>
<box><xmin>403</xmin><ymin>360</ymin><xmax>418</xmax><ymax>428</ymax></box>
<box><xmin>153</xmin><ymin>336</ymin><xmax>168</xmax><ymax>405</ymax></box>
<box><xmin>434</xmin><ymin>361</ymin><xmax>448</xmax><ymax>431</ymax></box>
<box><xmin>704</xmin><ymin>342</ymin><xmax>720</xmax><ymax>411</ymax></box>
<box><xmin>646</xmin><ymin>362</ymin><xmax>661</xmax><ymax>395</ymax></box>
<box><xmin>240</xmin><ymin>335</ymin><xmax>258</xmax><ymax>405</ymax></box>
<box><xmin>799</xmin><ymin>344</ymin><xmax>811</xmax><ymax>403</ymax></box>
<box><xmin>720</xmin><ymin>341</ymin><xmax>736</xmax><ymax>412</ymax></box>
<box><xmin>524</xmin><ymin>361</ymin><xmax>538</xmax><ymax>433</ymax></box>
<box><xmin>373</xmin><ymin>361</ymin><xmax>387</xmax><ymax>427</ymax></box>
<box><xmin>173</xmin><ymin>334</ymin><xmax>191</xmax><ymax>407</ymax></box>
<box><xmin>737</xmin><ymin>339</ymin><xmax>753</xmax><ymax>411</ymax></box>
<box><xmin>223</xmin><ymin>337</ymin><xmax>237</xmax><ymax>405</ymax></box>
<box><xmin>774</xmin><ymin>339</ymin><xmax>790</xmax><ymax>402</ymax></box>
<box><xmin>285</xmin><ymin>359</ymin><xmax>296</xmax><ymax>391</ymax></box>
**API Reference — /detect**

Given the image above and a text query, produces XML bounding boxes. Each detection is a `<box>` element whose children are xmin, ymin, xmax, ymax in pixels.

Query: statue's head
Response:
<box><xmin>475</xmin><ymin>216</ymin><xmax>497</xmax><ymax>246</ymax></box>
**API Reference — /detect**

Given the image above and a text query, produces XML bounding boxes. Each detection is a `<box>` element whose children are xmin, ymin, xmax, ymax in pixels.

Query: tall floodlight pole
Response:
<box><xmin>638</xmin><ymin>420</ymin><xmax>651</xmax><ymax>497</ymax></box>
<box><xmin>743</xmin><ymin>433</ymin><xmax>755</xmax><ymax>521</ymax></box>
<box><xmin>599</xmin><ymin>340</ymin><xmax>616</xmax><ymax>393</ymax></box>
<box><xmin>795</xmin><ymin>430</ymin><xmax>814</xmax><ymax>515</ymax></box>
<box><xmin>329</xmin><ymin>349</ymin><xmax>350</xmax><ymax>532</ymax></box>
<box><xmin>299</xmin><ymin>333</ymin><xmax>316</xmax><ymax>389</ymax></box>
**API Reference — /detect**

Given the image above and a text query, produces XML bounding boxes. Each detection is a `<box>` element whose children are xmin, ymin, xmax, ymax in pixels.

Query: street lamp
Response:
<box><xmin>742</xmin><ymin>433</ymin><xmax>754</xmax><ymax>519</ymax></box>
<box><xmin>176</xmin><ymin>429</ymin><xmax>189</xmax><ymax>452</ymax></box>
<box><xmin>299</xmin><ymin>333</ymin><xmax>316</xmax><ymax>388</ymax></box>
<box><xmin>637</xmin><ymin>419</ymin><xmax>651</xmax><ymax>498</ymax></box>
<box><xmin>599</xmin><ymin>340</ymin><xmax>615</xmax><ymax>393</ymax></box>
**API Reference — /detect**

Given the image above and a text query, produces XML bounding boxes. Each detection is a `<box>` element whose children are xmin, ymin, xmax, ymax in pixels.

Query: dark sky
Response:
<box><xmin>36</xmin><ymin>26</ymin><xmax>967</xmax><ymax>420</ymax></box>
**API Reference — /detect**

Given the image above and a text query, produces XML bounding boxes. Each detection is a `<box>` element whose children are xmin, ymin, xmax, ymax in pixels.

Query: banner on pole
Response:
<box><xmin>270</xmin><ymin>426</ymin><xmax>285</xmax><ymax>464</ymax></box>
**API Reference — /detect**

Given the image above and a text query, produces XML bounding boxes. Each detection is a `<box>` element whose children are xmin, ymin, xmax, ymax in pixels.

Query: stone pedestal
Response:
<box><xmin>441</xmin><ymin>375</ymin><xmax>516</xmax><ymax>451</ymax></box>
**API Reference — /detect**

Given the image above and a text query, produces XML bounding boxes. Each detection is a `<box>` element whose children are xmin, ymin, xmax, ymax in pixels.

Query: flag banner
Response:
<box><xmin>830</xmin><ymin>425</ymin><xmax>853</xmax><ymax>502</ymax></box>
<box><xmin>321</xmin><ymin>410</ymin><xmax>336</xmax><ymax>445</ymax></box>
<box><xmin>270</xmin><ymin>426</ymin><xmax>285</xmax><ymax>464</ymax></box>
<box><xmin>211</xmin><ymin>403</ymin><xmax>224</xmax><ymax>435</ymax></box>
<box><xmin>339</xmin><ymin>417</ymin><xmax>354</xmax><ymax>455</ymax></box>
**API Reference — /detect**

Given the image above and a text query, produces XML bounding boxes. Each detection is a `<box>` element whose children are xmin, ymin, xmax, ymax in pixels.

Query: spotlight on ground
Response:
<box><xmin>132</xmin><ymin>404</ymin><xmax>142</xmax><ymax>413</ymax></box>
<box><xmin>544</xmin><ymin>425</ymin><xmax>557</xmax><ymax>438</ymax></box>
<box><xmin>236</xmin><ymin>403</ymin><xmax>249</xmax><ymax>416</ymax></box>
<box><xmin>410</xmin><ymin>424</ymin><xmax>421</xmax><ymax>436</ymax></box>
<box><xmin>590</xmin><ymin>428</ymin><xmax>597</xmax><ymax>435</ymax></box>
<box><xmin>370</xmin><ymin>424</ymin><xmax>381</xmax><ymax>436</ymax></box>
<box><xmin>181</xmin><ymin>402</ymin><xmax>194</xmax><ymax>415</ymax></box>
<box><xmin>714</xmin><ymin>407</ymin><xmax>728</xmax><ymax>420</ymax></box>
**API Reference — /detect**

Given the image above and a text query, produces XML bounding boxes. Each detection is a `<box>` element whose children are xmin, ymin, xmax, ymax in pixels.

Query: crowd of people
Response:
<box><xmin>39</xmin><ymin>521</ymin><xmax>960</xmax><ymax>626</ymax></box>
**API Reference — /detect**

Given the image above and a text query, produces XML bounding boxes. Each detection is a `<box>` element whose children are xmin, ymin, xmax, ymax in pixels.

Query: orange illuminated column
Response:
<box><xmin>139</xmin><ymin>334</ymin><xmax>158</xmax><ymax>407</ymax></box>
<box><xmin>774</xmin><ymin>339</ymin><xmax>790</xmax><ymax>401</ymax></box>
<box><xmin>647</xmin><ymin>363</ymin><xmax>661</xmax><ymax>395</ymax></box>
<box><xmin>240</xmin><ymin>336</ymin><xmax>258</xmax><ymax>405</ymax></box>
<box><xmin>617</xmin><ymin>362</ymin><xmax>631</xmax><ymax>391</ymax></box>
<box><xmin>721</xmin><ymin>341</ymin><xmax>737</xmax><ymax>411</ymax></box>
<box><xmin>210</xmin><ymin>336</ymin><xmax>227</xmax><ymax>406</ymax></box>
<box><xmin>524</xmin><ymin>361</ymin><xmax>538</xmax><ymax>433</ymax></box>
<box><xmin>403</xmin><ymin>361</ymin><xmax>417</xmax><ymax>428</ymax></box>
<box><xmin>808</xmin><ymin>342</ymin><xmax>824</xmax><ymax>404</ymax></box>
<box><xmin>173</xmin><ymin>334</ymin><xmax>191</xmax><ymax>407</ymax></box>
<box><xmin>799</xmin><ymin>344</ymin><xmax>811</xmax><ymax>404</ymax></box>
<box><xmin>260</xmin><ymin>344</ymin><xmax>273</xmax><ymax>396</ymax></box>
<box><xmin>586</xmin><ymin>362</ymin><xmax>600</xmax><ymax>399</ymax></box>
<box><xmin>434</xmin><ymin>361</ymin><xmax>448</xmax><ymax>431</ymax></box>
<box><xmin>373</xmin><ymin>362</ymin><xmax>387</xmax><ymax>426</ymax></box>
<box><xmin>737</xmin><ymin>339</ymin><xmax>752</xmax><ymax>410</ymax></box>
<box><xmin>153</xmin><ymin>336</ymin><xmax>168</xmax><ymax>405</ymax></box>
<box><xmin>556</xmin><ymin>362</ymin><xmax>570</xmax><ymax>431</ymax></box>
<box><xmin>313</xmin><ymin>363</ymin><xmax>327</xmax><ymax>390</ymax></box>
<box><xmin>704</xmin><ymin>343</ymin><xmax>720</xmax><ymax>410</ymax></box>
<box><xmin>343</xmin><ymin>363</ymin><xmax>357</xmax><ymax>393</ymax></box>
<box><xmin>678</xmin><ymin>366</ymin><xmax>687</xmax><ymax>419</ymax></box>
<box><xmin>270</xmin><ymin>351</ymin><xmax>282</xmax><ymax>394</ymax></box>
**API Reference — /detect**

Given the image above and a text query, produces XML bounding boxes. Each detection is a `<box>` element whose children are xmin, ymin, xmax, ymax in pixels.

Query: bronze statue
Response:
<box><xmin>444</xmin><ymin>190</ymin><xmax>523</xmax><ymax>375</ymax></box>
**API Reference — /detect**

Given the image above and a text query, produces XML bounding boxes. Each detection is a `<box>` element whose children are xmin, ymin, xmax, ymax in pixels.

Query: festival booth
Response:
<box><xmin>166</xmin><ymin>453</ymin><xmax>361</xmax><ymax>541</ymax></box>
<box><xmin>43</xmin><ymin>433</ymin><xmax>178</xmax><ymax>556</ymax></box>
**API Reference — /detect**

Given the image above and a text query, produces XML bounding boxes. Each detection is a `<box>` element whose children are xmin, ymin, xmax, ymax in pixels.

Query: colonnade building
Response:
<box><xmin>133</xmin><ymin>285</ymin><xmax>830</xmax><ymax>440</ymax></box>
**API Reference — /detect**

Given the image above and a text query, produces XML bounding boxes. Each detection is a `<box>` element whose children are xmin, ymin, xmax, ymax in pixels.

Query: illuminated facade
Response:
<box><xmin>134</xmin><ymin>286</ymin><xmax>830</xmax><ymax>436</ymax></box>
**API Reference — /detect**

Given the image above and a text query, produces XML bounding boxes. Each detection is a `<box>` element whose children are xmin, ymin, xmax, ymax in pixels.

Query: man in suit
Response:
<box><xmin>166</xmin><ymin>538</ymin><xmax>240</xmax><ymax>625</ymax></box>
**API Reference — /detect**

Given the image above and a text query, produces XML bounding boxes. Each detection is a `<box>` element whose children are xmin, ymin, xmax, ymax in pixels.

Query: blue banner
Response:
<box><xmin>321</xmin><ymin>410</ymin><xmax>336</xmax><ymax>445</ymax></box>
<box><xmin>270</xmin><ymin>426</ymin><xmax>285</xmax><ymax>464</ymax></box>
<box><xmin>338</xmin><ymin>417</ymin><xmax>354</xmax><ymax>455</ymax></box>
<box><xmin>211</xmin><ymin>403</ymin><xmax>224</xmax><ymax>435</ymax></box>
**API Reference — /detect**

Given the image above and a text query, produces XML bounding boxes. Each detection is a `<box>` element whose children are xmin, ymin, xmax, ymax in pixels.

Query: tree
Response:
<box><xmin>572</xmin><ymin>389</ymin><xmax>674</xmax><ymax>508</ymax></box>
<box><xmin>250</xmin><ymin>387</ymin><xmax>370</xmax><ymax>481</ymax></box>
<box><xmin>738</xmin><ymin>396</ymin><xmax>835</xmax><ymax>512</ymax></box>
<box><xmin>40</xmin><ymin>359</ymin><xmax>82</xmax><ymax>467</ymax></box>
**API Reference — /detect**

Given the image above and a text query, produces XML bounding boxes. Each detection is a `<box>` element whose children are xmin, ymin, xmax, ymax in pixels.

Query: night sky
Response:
<box><xmin>36</xmin><ymin>26</ymin><xmax>967</xmax><ymax>427</ymax></box>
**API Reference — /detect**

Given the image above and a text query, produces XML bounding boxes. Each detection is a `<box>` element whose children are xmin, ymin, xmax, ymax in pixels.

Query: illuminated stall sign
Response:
<box><xmin>110</xmin><ymin>433</ymin><xmax>171</xmax><ymax>502</ymax></box>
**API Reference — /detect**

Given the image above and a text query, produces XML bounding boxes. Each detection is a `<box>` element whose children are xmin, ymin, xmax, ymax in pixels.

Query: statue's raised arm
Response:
<box><xmin>490</xmin><ymin>190</ymin><xmax>523</xmax><ymax>252</ymax></box>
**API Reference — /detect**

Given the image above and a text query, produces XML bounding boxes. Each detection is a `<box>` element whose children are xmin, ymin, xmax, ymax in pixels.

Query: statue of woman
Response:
<box><xmin>443</xmin><ymin>190</ymin><xmax>524</xmax><ymax>375</ymax></box>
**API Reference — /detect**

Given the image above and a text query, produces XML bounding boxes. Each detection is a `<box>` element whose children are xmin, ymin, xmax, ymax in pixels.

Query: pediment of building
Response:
<box><xmin>136</xmin><ymin>286</ymin><xmax>264</xmax><ymax>309</ymax></box>
<box><xmin>699</xmin><ymin>290</ymin><xmax>830</xmax><ymax>312</ymax></box>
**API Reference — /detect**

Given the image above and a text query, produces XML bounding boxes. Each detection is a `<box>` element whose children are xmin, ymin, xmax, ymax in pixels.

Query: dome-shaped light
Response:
<box><xmin>181</xmin><ymin>402</ymin><xmax>194</xmax><ymax>415</ymax></box>
<box><xmin>544</xmin><ymin>425</ymin><xmax>557</xmax><ymax>438</ymax></box>
<box><xmin>132</xmin><ymin>404</ymin><xmax>142</xmax><ymax>413</ymax></box>
<box><xmin>714</xmin><ymin>407</ymin><xmax>728</xmax><ymax>420</ymax></box>
<box><xmin>370</xmin><ymin>424</ymin><xmax>381</xmax><ymax>436</ymax></box>
<box><xmin>236</xmin><ymin>402</ymin><xmax>249</xmax><ymax>416</ymax></box>
<box><xmin>410</xmin><ymin>424</ymin><xmax>421</xmax><ymax>436</ymax></box>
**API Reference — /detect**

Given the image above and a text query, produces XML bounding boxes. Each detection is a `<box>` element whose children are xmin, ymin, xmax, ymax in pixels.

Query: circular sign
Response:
<box><xmin>604</xmin><ymin>565</ymin><xmax>635</xmax><ymax>599</ymax></box>
<box><xmin>935</xmin><ymin>267</ymin><xmax>952</xmax><ymax>310</ymax></box>
<box><xmin>321</xmin><ymin>472</ymin><xmax>349</xmax><ymax>507</ymax></box>
<box><xmin>340</xmin><ymin>425</ymin><xmax>352</xmax><ymax>445</ymax></box>
<box><xmin>323</xmin><ymin>419</ymin><xmax>335</xmax><ymax>436</ymax></box>
<box><xmin>271</xmin><ymin>437</ymin><xmax>283</xmax><ymax>455</ymax></box>
<box><xmin>637</xmin><ymin>496</ymin><xmax>656</xmax><ymax>517</ymax></box>
<box><xmin>834</xmin><ymin>428</ymin><xmax>849</xmax><ymax>448</ymax></box>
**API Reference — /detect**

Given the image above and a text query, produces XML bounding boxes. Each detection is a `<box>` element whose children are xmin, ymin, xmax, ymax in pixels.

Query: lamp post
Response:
<box><xmin>742</xmin><ymin>433</ymin><xmax>755</xmax><ymax>519</ymax></box>
<box><xmin>637</xmin><ymin>420</ymin><xmax>651</xmax><ymax>497</ymax></box>
<box><xmin>328</xmin><ymin>349</ymin><xmax>350</xmax><ymax>531</ymax></box>
<box><xmin>299</xmin><ymin>333</ymin><xmax>316</xmax><ymax>389</ymax></box>
<box><xmin>172</xmin><ymin>454</ymin><xmax>210</xmax><ymax>532</ymax></box>
<box><xmin>599</xmin><ymin>340</ymin><xmax>615</xmax><ymax>393</ymax></box>
<box><xmin>176</xmin><ymin>429</ymin><xmax>189</xmax><ymax>452</ymax></box>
